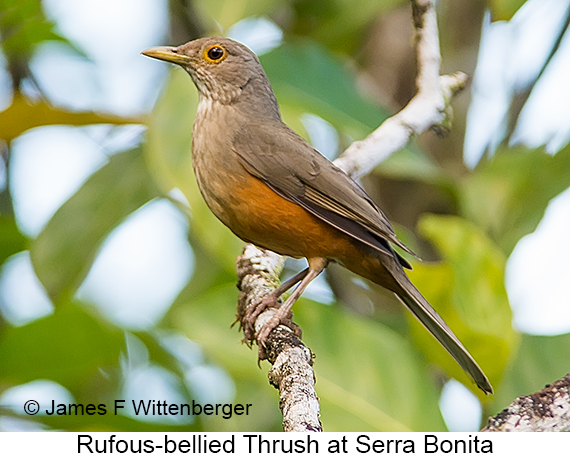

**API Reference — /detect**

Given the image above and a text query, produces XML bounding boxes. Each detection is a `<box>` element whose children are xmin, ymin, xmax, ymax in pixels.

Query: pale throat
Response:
<box><xmin>196</xmin><ymin>95</ymin><xmax>217</xmax><ymax>119</ymax></box>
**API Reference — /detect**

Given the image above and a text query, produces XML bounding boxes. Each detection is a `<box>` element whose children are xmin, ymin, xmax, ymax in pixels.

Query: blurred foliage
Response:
<box><xmin>460</xmin><ymin>144</ymin><xmax>570</xmax><ymax>254</ymax></box>
<box><xmin>0</xmin><ymin>215</ymin><xmax>26</xmax><ymax>265</ymax></box>
<box><xmin>408</xmin><ymin>215</ymin><xmax>517</xmax><ymax>397</ymax></box>
<box><xmin>0</xmin><ymin>0</ymin><xmax>79</xmax><ymax>56</ymax></box>
<box><xmin>1</xmin><ymin>0</ymin><xmax>569</xmax><ymax>433</ymax></box>
<box><xmin>287</xmin><ymin>0</ymin><xmax>405</xmax><ymax>54</ymax></box>
<box><xmin>31</xmin><ymin>148</ymin><xmax>162</xmax><ymax>304</ymax></box>
<box><xmin>0</xmin><ymin>95</ymin><xmax>142</xmax><ymax>142</ymax></box>
<box><xmin>489</xmin><ymin>0</ymin><xmax>528</xmax><ymax>20</ymax></box>
<box><xmin>261</xmin><ymin>40</ymin><xmax>389</xmax><ymax>139</ymax></box>
<box><xmin>0</xmin><ymin>0</ymin><xmax>84</xmax><ymax>89</ymax></box>
<box><xmin>0</xmin><ymin>305</ymin><xmax>123</xmax><ymax>388</ymax></box>
<box><xmin>0</xmin><ymin>0</ymin><xmax>141</xmax><ymax>139</ymax></box>
<box><xmin>490</xmin><ymin>333</ymin><xmax>570</xmax><ymax>413</ymax></box>
<box><xmin>294</xmin><ymin>299</ymin><xmax>446</xmax><ymax>432</ymax></box>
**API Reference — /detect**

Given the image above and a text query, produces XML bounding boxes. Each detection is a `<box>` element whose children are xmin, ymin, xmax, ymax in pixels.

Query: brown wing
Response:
<box><xmin>232</xmin><ymin>120</ymin><xmax>416</xmax><ymax>267</ymax></box>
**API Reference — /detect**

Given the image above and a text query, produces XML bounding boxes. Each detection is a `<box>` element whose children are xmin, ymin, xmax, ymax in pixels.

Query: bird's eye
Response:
<box><xmin>205</xmin><ymin>45</ymin><xmax>226</xmax><ymax>62</ymax></box>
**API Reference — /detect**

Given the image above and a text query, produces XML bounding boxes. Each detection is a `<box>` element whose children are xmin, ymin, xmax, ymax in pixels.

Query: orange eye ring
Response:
<box><xmin>204</xmin><ymin>45</ymin><xmax>227</xmax><ymax>63</ymax></box>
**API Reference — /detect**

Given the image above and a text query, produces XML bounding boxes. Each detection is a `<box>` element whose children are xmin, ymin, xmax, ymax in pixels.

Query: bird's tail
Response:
<box><xmin>393</xmin><ymin>270</ymin><xmax>493</xmax><ymax>394</ymax></box>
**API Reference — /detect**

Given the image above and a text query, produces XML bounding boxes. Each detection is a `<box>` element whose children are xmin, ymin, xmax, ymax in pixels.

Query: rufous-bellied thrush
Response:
<box><xmin>142</xmin><ymin>37</ymin><xmax>492</xmax><ymax>394</ymax></box>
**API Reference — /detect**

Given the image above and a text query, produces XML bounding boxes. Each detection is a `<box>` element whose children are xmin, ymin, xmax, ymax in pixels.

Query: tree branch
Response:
<box><xmin>235</xmin><ymin>0</ymin><xmax>467</xmax><ymax>431</ymax></box>
<box><xmin>236</xmin><ymin>246</ymin><xmax>321</xmax><ymax>432</ymax></box>
<box><xmin>333</xmin><ymin>0</ymin><xmax>468</xmax><ymax>179</ymax></box>
<box><xmin>482</xmin><ymin>374</ymin><xmax>570</xmax><ymax>432</ymax></box>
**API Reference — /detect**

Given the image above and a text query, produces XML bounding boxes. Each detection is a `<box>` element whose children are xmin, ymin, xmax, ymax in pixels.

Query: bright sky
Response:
<box><xmin>465</xmin><ymin>0</ymin><xmax>570</xmax><ymax>336</ymax></box>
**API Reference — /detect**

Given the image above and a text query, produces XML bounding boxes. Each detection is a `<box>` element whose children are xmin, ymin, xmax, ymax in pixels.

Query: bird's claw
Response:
<box><xmin>240</xmin><ymin>292</ymin><xmax>302</xmax><ymax>361</ymax></box>
<box><xmin>241</xmin><ymin>292</ymin><xmax>280</xmax><ymax>349</ymax></box>
<box><xmin>254</xmin><ymin>307</ymin><xmax>302</xmax><ymax>361</ymax></box>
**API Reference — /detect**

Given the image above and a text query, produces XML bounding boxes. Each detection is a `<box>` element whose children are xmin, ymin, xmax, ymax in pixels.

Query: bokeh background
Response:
<box><xmin>1</xmin><ymin>0</ymin><xmax>570</xmax><ymax>432</ymax></box>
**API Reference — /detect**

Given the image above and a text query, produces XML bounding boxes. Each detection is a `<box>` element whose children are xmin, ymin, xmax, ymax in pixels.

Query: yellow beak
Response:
<box><xmin>141</xmin><ymin>46</ymin><xmax>190</xmax><ymax>65</ymax></box>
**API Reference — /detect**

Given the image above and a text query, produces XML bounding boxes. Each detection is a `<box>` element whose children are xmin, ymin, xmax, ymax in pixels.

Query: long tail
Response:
<box><xmin>393</xmin><ymin>269</ymin><xmax>493</xmax><ymax>394</ymax></box>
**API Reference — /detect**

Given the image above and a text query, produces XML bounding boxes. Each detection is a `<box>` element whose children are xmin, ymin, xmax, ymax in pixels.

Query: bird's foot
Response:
<box><xmin>240</xmin><ymin>291</ymin><xmax>302</xmax><ymax>361</ymax></box>
<box><xmin>255</xmin><ymin>305</ymin><xmax>302</xmax><ymax>361</ymax></box>
<box><xmin>241</xmin><ymin>292</ymin><xmax>280</xmax><ymax>348</ymax></box>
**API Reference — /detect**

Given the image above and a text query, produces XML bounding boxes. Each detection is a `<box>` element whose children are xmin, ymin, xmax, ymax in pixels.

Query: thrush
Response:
<box><xmin>142</xmin><ymin>37</ymin><xmax>493</xmax><ymax>394</ymax></box>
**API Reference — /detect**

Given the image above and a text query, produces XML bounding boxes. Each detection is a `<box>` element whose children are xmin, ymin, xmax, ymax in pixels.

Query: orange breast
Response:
<box><xmin>227</xmin><ymin>174</ymin><xmax>355</xmax><ymax>260</ymax></box>
<box><xmin>206</xmin><ymin>170</ymin><xmax>401</xmax><ymax>293</ymax></box>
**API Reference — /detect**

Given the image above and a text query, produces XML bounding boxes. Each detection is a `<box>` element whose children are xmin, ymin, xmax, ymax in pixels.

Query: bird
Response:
<box><xmin>142</xmin><ymin>37</ymin><xmax>493</xmax><ymax>394</ymax></box>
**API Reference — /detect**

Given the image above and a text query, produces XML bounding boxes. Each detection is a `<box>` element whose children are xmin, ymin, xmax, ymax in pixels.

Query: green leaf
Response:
<box><xmin>261</xmin><ymin>41</ymin><xmax>389</xmax><ymax>141</ymax></box>
<box><xmin>30</xmin><ymin>148</ymin><xmax>161</xmax><ymax>305</ymax></box>
<box><xmin>0</xmin><ymin>0</ymin><xmax>86</xmax><ymax>59</ymax></box>
<box><xmin>460</xmin><ymin>145</ymin><xmax>570</xmax><ymax>254</ymax></box>
<box><xmin>0</xmin><ymin>214</ymin><xmax>27</xmax><ymax>266</ymax></box>
<box><xmin>407</xmin><ymin>215</ymin><xmax>518</xmax><ymax>396</ymax></box>
<box><xmin>0</xmin><ymin>94</ymin><xmax>142</xmax><ymax>143</ymax></box>
<box><xmin>489</xmin><ymin>0</ymin><xmax>528</xmax><ymax>20</ymax></box>
<box><xmin>295</xmin><ymin>300</ymin><xmax>447</xmax><ymax>432</ymax></box>
<box><xmin>0</xmin><ymin>305</ymin><xmax>123</xmax><ymax>388</ymax></box>
<box><xmin>490</xmin><ymin>333</ymin><xmax>570</xmax><ymax>415</ymax></box>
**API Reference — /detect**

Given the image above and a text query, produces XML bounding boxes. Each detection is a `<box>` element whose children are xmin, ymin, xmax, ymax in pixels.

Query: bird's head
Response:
<box><xmin>142</xmin><ymin>36</ymin><xmax>278</xmax><ymax>115</ymax></box>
